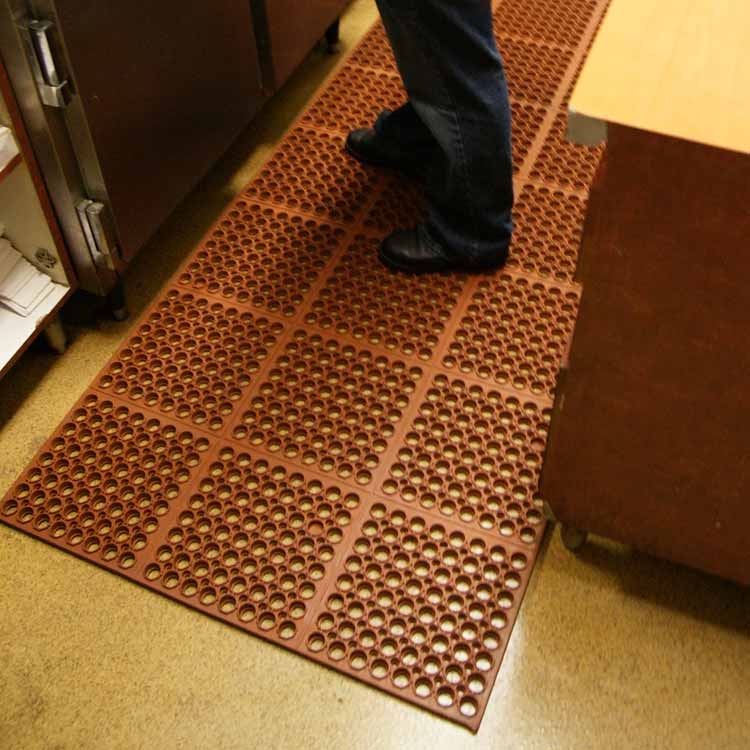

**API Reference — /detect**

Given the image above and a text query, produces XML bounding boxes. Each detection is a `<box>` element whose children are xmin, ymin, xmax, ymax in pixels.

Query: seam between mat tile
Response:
<box><xmin>510</xmin><ymin>0</ymin><xmax>613</xmax><ymax>186</ymax></box>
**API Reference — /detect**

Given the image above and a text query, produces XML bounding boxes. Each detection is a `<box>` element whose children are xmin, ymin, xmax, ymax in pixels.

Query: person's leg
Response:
<box><xmin>373</xmin><ymin>0</ymin><xmax>513</xmax><ymax>267</ymax></box>
<box><xmin>373</xmin><ymin>103</ymin><xmax>434</xmax><ymax>152</ymax></box>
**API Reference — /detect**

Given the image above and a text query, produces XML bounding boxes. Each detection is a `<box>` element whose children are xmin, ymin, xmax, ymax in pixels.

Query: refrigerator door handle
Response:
<box><xmin>76</xmin><ymin>200</ymin><xmax>120</xmax><ymax>272</ymax></box>
<box><xmin>17</xmin><ymin>17</ymin><xmax>70</xmax><ymax>108</ymax></box>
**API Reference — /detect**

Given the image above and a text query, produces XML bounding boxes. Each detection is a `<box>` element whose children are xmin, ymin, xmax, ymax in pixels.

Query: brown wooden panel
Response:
<box><xmin>542</xmin><ymin>124</ymin><xmax>750</xmax><ymax>584</ymax></box>
<box><xmin>261</xmin><ymin>0</ymin><xmax>351</xmax><ymax>89</ymax></box>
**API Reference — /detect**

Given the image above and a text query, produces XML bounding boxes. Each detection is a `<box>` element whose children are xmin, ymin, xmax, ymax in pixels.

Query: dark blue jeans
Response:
<box><xmin>375</xmin><ymin>0</ymin><xmax>513</xmax><ymax>263</ymax></box>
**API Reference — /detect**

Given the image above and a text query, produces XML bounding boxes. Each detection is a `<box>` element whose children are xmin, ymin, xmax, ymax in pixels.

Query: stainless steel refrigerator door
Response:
<box><xmin>1</xmin><ymin>1</ymin><xmax>107</xmax><ymax>292</ymax></box>
<box><xmin>10</xmin><ymin>0</ymin><xmax>265</xmax><ymax>272</ymax></box>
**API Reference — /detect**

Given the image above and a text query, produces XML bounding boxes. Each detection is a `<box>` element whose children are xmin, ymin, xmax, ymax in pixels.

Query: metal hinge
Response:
<box><xmin>567</xmin><ymin>110</ymin><xmax>608</xmax><ymax>148</ymax></box>
<box><xmin>17</xmin><ymin>18</ymin><xmax>70</xmax><ymax>108</ymax></box>
<box><xmin>76</xmin><ymin>200</ymin><xmax>121</xmax><ymax>271</ymax></box>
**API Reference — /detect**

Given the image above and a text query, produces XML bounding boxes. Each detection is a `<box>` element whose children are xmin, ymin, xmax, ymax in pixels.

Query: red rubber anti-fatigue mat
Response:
<box><xmin>1</xmin><ymin>0</ymin><xmax>611</xmax><ymax>731</ymax></box>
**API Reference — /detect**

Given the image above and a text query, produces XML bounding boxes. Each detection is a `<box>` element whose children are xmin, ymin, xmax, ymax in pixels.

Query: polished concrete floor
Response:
<box><xmin>1</xmin><ymin>2</ymin><xmax>749</xmax><ymax>748</ymax></box>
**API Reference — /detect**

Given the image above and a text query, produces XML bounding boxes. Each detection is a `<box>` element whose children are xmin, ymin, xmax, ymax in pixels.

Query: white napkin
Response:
<box><xmin>0</xmin><ymin>236</ymin><xmax>56</xmax><ymax>317</ymax></box>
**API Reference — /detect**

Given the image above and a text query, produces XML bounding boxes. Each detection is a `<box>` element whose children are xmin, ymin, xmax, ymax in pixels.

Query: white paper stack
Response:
<box><xmin>0</xmin><ymin>126</ymin><xmax>19</xmax><ymax>171</ymax></box>
<box><xmin>0</xmin><ymin>237</ymin><xmax>55</xmax><ymax>317</ymax></box>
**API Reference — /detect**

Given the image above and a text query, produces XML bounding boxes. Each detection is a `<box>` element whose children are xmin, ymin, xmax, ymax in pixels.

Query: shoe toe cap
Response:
<box><xmin>346</xmin><ymin>128</ymin><xmax>374</xmax><ymax>151</ymax></box>
<box><xmin>380</xmin><ymin>229</ymin><xmax>417</xmax><ymax>259</ymax></box>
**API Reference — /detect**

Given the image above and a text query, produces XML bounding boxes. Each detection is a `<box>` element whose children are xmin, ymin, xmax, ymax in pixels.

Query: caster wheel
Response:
<box><xmin>325</xmin><ymin>18</ymin><xmax>341</xmax><ymax>54</ymax></box>
<box><xmin>106</xmin><ymin>279</ymin><xmax>130</xmax><ymax>322</ymax></box>
<box><xmin>561</xmin><ymin>523</ymin><xmax>588</xmax><ymax>552</ymax></box>
<box><xmin>111</xmin><ymin>305</ymin><xmax>130</xmax><ymax>322</ymax></box>
<box><xmin>43</xmin><ymin>316</ymin><xmax>67</xmax><ymax>354</ymax></box>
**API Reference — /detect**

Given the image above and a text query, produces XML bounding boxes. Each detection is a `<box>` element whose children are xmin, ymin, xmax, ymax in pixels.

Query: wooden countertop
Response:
<box><xmin>569</xmin><ymin>0</ymin><xmax>750</xmax><ymax>154</ymax></box>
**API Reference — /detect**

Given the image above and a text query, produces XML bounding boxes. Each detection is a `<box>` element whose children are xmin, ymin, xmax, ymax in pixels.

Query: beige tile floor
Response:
<box><xmin>1</xmin><ymin>2</ymin><xmax>749</xmax><ymax>748</ymax></box>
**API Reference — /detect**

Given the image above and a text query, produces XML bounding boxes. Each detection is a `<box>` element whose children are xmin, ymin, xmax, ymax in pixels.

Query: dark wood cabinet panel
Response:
<box><xmin>541</xmin><ymin>125</ymin><xmax>750</xmax><ymax>585</ymax></box>
<box><xmin>255</xmin><ymin>0</ymin><xmax>351</xmax><ymax>89</ymax></box>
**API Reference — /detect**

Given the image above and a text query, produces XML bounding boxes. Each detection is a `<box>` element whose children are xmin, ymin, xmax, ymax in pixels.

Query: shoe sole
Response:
<box><xmin>378</xmin><ymin>247</ymin><xmax>508</xmax><ymax>276</ymax></box>
<box><xmin>377</xmin><ymin>248</ymin><xmax>450</xmax><ymax>275</ymax></box>
<box><xmin>345</xmin><ymin>140</ymin><xmax>424</xmax><ymax>184</ymax></box>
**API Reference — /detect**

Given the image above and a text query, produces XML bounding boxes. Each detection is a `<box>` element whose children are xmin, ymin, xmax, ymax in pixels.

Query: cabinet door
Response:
<box><xmin>43</xmin><ymin>0</ymin><xmax>265</xmax><ymax>261</ymax></box>
<box><xmin>259</xmin><ymin>0</ymin><xmax>350</xmax><ymax>88</ymax></box>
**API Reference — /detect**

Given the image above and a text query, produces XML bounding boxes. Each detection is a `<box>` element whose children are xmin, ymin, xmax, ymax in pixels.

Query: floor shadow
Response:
<box><xmin>0</xmin><ymin>338</ymin><xmax>61</xmax><ymax>431</ymax></box>
<box><xmin>570</xmin><ymin>531</ymin><xmax>750</xmax><ymax>638</ymax></box>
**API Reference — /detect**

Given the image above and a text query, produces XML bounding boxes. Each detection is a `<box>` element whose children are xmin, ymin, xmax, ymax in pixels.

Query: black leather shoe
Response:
<box><xmin>345</xmin><ymin>128</ymin><xmax>424</xmax><ymax>182</ymax></box>
<box><xmin>379</xmin><ymin>227</ymin><xmax>453</xmax><ymax>274</ymax></box>
<box><xmin>379</xmin><ymin>226</ymin><xmax>508</xmax><ymax>275</ymax></box>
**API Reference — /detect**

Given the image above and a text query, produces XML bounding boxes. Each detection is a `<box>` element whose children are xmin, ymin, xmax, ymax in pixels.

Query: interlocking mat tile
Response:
<box><xmin>349</xmin><ymin>24</ymin><xmax>398</xmax><ymax>75</ymax></box>
<box><xmin>244</xmin><ymin>126</ymin><xmax>380</xmax><ymax>224</ymax></box>
<box><xmin>304</xmin><ymin>499</ymin><xmax>538</xmax><ymax>725</ymax></box>
<box><xmin>529</xmin><ymin>111</ymin><xmax>605</xmax><ymax>191</ymax></box>
<box><xmin>2</xmin><ymin>393</ymin><xmax>213</xmax><ymax>570</ymax></box>
<box><xmin>494</xmin><ymin>0</ymin><xmax>600</xmax><ymax>49</ymax></box>
<box><xmin>501</xmin><ymin>37</ymin><xmax>574</xmax><ymax>106</ymax></box>
<box><xmin>1</xmin><ymin>0</ymin><xmax>612</xmax><ymax>731</ymax></box>
<box><xmin>443</xmin><ymin>273</ymin><xmax>580</xmax><ymax>398</ymax></box>
<box><xmin>145</xmin><ymin>443</ymin><xmax>365</xmax><ymax>644</ymax></box>
<box><xmin>381</xmin><ymin>375</ymin><xmax>550</xmax><ymax>545</ymax></box>
<box><xmin>229</xmin><ymin>330</ymin><xmax>424</xmax><ymax>485</ymax></box>
<box><xmin>303</xmin><ymin>66</ymin><xmax>406</xmax><ymax>134</ymax></box>
<box><xmin>178</xmin><ymin>201</ymin><xmax>347</xmax><ymax>316</ymax></box>
<box><xmin>98</xmin><ymin>289</ymin><xmax>285</xmax><ymax>432</ymax></box>
<box><xmin>507</xmin><ymin>184</ymin><xmax>587</xmax><ymax>282</ymax></box>
<box><xmin>303</xmin><ymin>234</ymin><xmax>466</xmax><ymax>360</ymax></box>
